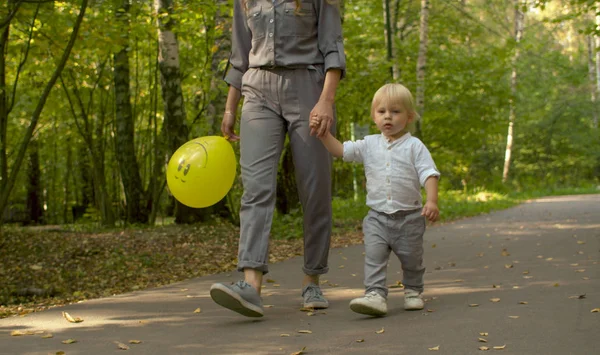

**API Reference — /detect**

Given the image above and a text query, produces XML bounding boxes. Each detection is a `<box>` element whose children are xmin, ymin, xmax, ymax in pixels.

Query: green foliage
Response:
<box><xmin>1</xmin><ymin>0</ymin><xmax>599</xmax><ymax>227</ymax></box>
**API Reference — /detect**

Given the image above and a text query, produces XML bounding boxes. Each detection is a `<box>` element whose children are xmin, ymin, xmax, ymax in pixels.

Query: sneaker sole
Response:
<box><xmin>303</xmin><ymin>301</ymin><xmax>329</xmax><ymax>309</ymax></box>
<box><xmin>349</xmin><ymin>303</ymin><xmax>387</xmax><ymax>317</ymax></box>
<box><xmin>404</xmin><ymin>303</ymin><xmax>425</xmax><ymax>311</ymax></box>
<box><xmin>210</xmin><ymin>284</ymin><xmax>264</xmax><ymax>317</ymax></box>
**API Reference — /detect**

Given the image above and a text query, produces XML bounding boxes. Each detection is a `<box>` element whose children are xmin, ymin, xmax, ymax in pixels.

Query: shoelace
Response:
<box><xmin>304</xmin><ymin>286</ymin><xmax>323</xmax><ymax>299</ymax></box>
<box><xmin>234</xmin><ymin>280</ymin><xmax>250</xmax><ymax>289</ymax></box>
<box><xmin>365</xmin><ymin>291</ymin><xmax>381</xmax><ymax>299</ymax></box>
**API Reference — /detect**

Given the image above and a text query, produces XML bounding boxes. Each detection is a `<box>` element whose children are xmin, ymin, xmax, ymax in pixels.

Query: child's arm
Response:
<box><xmin>310</xmin><ymin>117</ymin><xmax>343</xmax><ymax>158</ymax></box>
<box><xmin>422</xmin><ymin>176</ymin><xmax>439</xmax><ymax>222</ymax></box>
<box><xmin>318</xmin><ymin>132</ymin><xmax>343</xmax><ymax>158</ymax></box>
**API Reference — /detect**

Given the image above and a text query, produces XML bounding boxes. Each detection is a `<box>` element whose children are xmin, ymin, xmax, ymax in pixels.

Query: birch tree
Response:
<box><xmin>587</xmin><ymin>34</ymin><xmax>598</xmax><ymax>128</ymax></box>
<box><xmin>415</xmin><ymin>0</ymin><xmax>429</xmax><ymax>138</ymax></box>
<box><xmin>502</xmin><ymin>0</ymin><xmax>525</xmax><ymax>183</ymax></box>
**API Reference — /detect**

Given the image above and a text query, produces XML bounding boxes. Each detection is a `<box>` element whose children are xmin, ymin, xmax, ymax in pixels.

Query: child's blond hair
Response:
<box><xmin>371</xmin><ymin>83</ymin><xmax>420</xmax><ymax>133</ymax></box>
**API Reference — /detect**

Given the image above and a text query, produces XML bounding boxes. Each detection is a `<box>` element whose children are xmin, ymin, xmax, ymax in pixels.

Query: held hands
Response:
<box><xmin>309</xmin><ymin>99</ymin><xmax>334</xmax><ymax>137</ymax></box>
<box><xmin>422</xmin><ymin>201</ymin><xmax>439</xmax><ymax>222</ymax></box>
<box><xmin>221</xmin><ymin>111</ymin><xmax>240</xmax><ymax>142</ymax></box>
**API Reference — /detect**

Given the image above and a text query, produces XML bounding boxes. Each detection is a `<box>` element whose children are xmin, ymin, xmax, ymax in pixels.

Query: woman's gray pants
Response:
<box><xmin>237</xmin><ymin>66</ymin><xmax>333</xmax><ymax>275</ymax></box>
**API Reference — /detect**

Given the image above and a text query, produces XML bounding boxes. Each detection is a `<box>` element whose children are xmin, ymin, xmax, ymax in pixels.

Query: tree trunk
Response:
<box><xmin>415</xmin><ymin>0</ymin><xmax>430</xmax><ymax>139</ymax></box>
<box><xmin>276</xmin><ymin>141</ymin><xmax>299</xmax><ymax>215</ymax></box>
<box><xmin>587</xmin><ymin>35</ymin><xmax>598</xmax><ymax>129</ymax></box>
<box><xmin>502</xmin><ymin>0</ymin><xmax>524</xmax><ymax>183</ymax></box>
<box><xmin>113</xmin><ymin>0</ymin><xmax>148</xmax><ymax>224</ymax></box>
<box><xmin>25</xmin><ymin>139</ymin><xmax>43</xmax><ymax>225</ymax></box>
<box><xmin>0</xmin><ymin>0</ymin><xmax>88</xmax><ymax>227</ymax></box>
<box><xmin>382</xmin><ymin>0</ymin><xmax>396</xmax><ymax>79</ymax></box>
<box><xmin>155</xmin><ymin>0</ymin><xmax>200</xmax><ymax>225</ymax></box>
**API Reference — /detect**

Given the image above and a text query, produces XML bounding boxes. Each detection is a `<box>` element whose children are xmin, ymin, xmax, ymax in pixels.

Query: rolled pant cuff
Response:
<box><xmin>302</xmin><ymin>266</ymin><xmax>329</xmax><ymax>276</ymax></box>
<box><xmin>237</xmin><ymin>261</ymin><xmax>269</xmax><ymax>274</ymax></box>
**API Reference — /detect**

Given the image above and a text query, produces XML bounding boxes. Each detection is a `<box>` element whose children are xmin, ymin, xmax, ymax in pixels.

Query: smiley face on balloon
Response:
<box><xmin>167</xmin><ymin>136</ymin><xmax>236</xmax><ymax>208</ymax></box>
<box><xmin>171</xmin><ymin>143</ymin><xmax>208</xmax><ymax>184</ymax></box>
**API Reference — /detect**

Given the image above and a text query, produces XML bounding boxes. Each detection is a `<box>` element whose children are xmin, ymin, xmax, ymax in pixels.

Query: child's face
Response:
<box><xmin>372</xmin><ymin>99</ymin><xmax>414</xmax><ymax>141</ymax></box>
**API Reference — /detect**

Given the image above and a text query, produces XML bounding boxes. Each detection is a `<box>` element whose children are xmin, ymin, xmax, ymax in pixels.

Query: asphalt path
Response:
<box><xmin>1</xmin><ymin>194</ymin><xmax>598</xmax><ymax>355</ymax></box>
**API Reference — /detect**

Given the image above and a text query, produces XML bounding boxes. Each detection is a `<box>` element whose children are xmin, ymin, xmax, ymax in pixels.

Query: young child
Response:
<box><xmin>310</xmin><ymin>83</ymin><xmax>440</xmax><ymax>316</ymax></box>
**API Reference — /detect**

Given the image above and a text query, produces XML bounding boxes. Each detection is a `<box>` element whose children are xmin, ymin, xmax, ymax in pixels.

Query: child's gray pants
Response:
<box><xmin>362</xmin><ymin>208</ymin><xmax>426</xmax><ymax>297</ymax></box>
<box><xmin>237</xmin><ymin>66</ymin><xmax>333</xmax><ymax>275</ymax></box>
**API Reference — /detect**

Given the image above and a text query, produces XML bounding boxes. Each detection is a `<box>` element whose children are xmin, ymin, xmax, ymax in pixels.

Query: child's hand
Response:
<box><xmin>422</xmin><ymin>201</ymin><xmax>439</xmax><ymax>222</ymax></box>
<box><xmin>309</xmin><ymin>115</ymin><xmax>321</xmax><ymax>129</ymax></box>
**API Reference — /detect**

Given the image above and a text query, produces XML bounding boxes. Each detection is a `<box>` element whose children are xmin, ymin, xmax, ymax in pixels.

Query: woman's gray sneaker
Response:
<box><xmin>210</xmin><ymin>281</ymin><xmax>264</xmax><ymax>317</ymax></box>
<box><xmin>302</xmin><ymin>283</ymin><xmax>329</xmax><ymax>309</ymax></box>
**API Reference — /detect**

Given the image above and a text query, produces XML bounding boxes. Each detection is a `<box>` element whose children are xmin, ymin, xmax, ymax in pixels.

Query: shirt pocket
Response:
<box><xmin>281</xmin><ymin>2</ymin><xmax>317</xmax><ymax>38</ymax></box>
<box><xmin>246</xmin><ymin>4</ymin><xmax>265</xmax><ymax>40</ymax></box>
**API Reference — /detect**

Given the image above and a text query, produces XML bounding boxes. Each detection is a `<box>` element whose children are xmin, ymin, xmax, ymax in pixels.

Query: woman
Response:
<box><xmin>210</xmin><ymin>0</ymin><xmax>346</xmax><ymax>318</ymax></box>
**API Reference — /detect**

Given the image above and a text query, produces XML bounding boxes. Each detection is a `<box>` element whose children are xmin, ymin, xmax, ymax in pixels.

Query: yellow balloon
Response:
<box><xmin>166</xmin><ymin>136</ymin><xmax>237</xmax><ymax>208</ymax></box>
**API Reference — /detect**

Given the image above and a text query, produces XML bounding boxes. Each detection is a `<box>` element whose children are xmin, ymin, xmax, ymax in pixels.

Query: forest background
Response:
<box><xmin>1</xmin><ymin>0</ymin><xmax>599</xmax><ymax>316</ymax></box>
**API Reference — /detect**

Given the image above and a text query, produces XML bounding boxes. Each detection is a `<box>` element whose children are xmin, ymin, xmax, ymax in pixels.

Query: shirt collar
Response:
<box><xmin>381</xmin><ymin>132</ymin><xmax>412</xmax><ymax>146</ymax></box>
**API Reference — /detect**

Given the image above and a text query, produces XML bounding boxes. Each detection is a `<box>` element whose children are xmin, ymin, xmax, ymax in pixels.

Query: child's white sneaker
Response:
<box><xmin>349</xmin><ymin>291</ymin><xmax>387</xmax><ymax>316</ymax></box>
<box><xmin>404</xmin><ymin>289</ymin><xmax>424</xmax><ymax>310</ymax></box>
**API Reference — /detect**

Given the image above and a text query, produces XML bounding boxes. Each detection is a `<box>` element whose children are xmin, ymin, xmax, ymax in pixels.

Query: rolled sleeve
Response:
<box><xmin>343</xmin><ymin>140</ymin><xmax>365</xmax><ymax>163</ymax></box>
<box><xmin>317</xmin><ymin>0</ymin><xmax>346</xmax><ymax>79</ymax></box>
<box><xmin>414</xmin><ymin>143</ymin><xmax>440</xmax><ymax>186</ymax></box>
<box><xmin>224</xmin><ymin>0</ymin><xmax>252</xmax><ymax>90</ymax></box>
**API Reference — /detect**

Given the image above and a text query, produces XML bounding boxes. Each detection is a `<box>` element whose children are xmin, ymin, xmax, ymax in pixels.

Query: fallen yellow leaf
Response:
<box><xmin>356</xmin><ymin>339</ymin><xmax>365</xmax><ymax>343</ymax></box>
<box><xmin>501</xmin><ymin>249</ymin><xmax>510</xmax><ymax>256</ymax></box>
<box><xmin>577</xmin><ymin>241</ymin><xmax>585</xmax><ymax>244</ymax></box>
<box><xmin>428</xmin><ymin>345</ymin><xmax>440</xmax><ymax>351</ymax></box>
<box><xmin>469</xmin><ymin>303</ymin><xmax>479</xmax><ymax>307</ymax></box>
<box><xmin>338</xmin><ymin>265</ymin><xmax>345</xmax><ymax>268</ymax></box>
<box><xmin>508</xmin><ymin>316</ymin><xmax>520</xmax><ymax>319</ymax></box>
<box><xmin>522</xmin><ymin>271</ymin><xmax>529</xmax><ymax>275</ymax></box>
<box><xmin>62</xmin><ymin>311</ymin><xmax>83</xmax><ymax>323</ymax></box>
<box><xmin>479</xmin><ymin>346</ymin><xmax>490</xmax><ymax>351</ymax></box>
<box><xmin>41</xmin><ymin>333</ymin><xmax>54</xmax><ymax>339</ymax></box>
<box><xmin>523</xmin><ymin>276</ymin><xmax>533</xmax><ymax>279</ymax></box>
<box><xmin>591</xmin><ymin>308</ymin><xmax>600</xmax><ymax>313</ymax></box>
<box><xmin>193</xmin><ymin>308</ymin><xmax>201</xmax><ymax>313</ymax></box>
<box><xmin>519</xmin><ymin>301</ymin><xmax>528</xmax><ymax>305</ymax></box>
<box><xmin>568</xmin><ymin>294</ymin><xmax>586</xmax><ymax>299</ymax></box>
<box><xmin>117</xmin><ymin>342</ymin><xmax>130</xmax><ymax>350</ymax></box>
<box><xmin>431</xmin><ymin>244</ymin><xmax>437</xmax><ymax>248</ymax></box>
<box><xmin>454</xmin><ymin>279</ymin><xmax>465</xmax><ymax>283</ymax></box>
<box><xmin>575</xmin><ymin>269</ymin><xmax>586</xmax><ymax>273</ymax></box>
<box><xmin>280</xmin><ymin>334</ymin><xmax>290</xmax><ymax>337</ymax></box>
<box><xmin>129</xmin><ymin>340</ymin><xmax>142</xmax><ymax>344</ymax></box>
<box><xmin>479</xmin><ymin>332</ymin><xmax>489</xmax><ymax>336</ymax></box>
<box><xmin>264</xmin><ymin>305</ymin><xmax>274</xmax><ymax>308</ymax></box>
<box><xmin>10</xmin><ymin>330</ymin><xmax>34</xmax><ymax>336</ymax></box>
<box><xmin>545</xmin><ymin>257</ymin><xmax>553</xmax><ymax>261</ymax></box>
<box><xmin>298</xmin><ymin>330</ymin><xmax>312</xmax><ymax>334</ymax></box>
<box><xmin>553</xmin><ymin>283</ymin><xmax>560</xmax><ymax>287</ymax></box>
<box><xmin>478</xmin><ymin>338</ymin><xmax>488</xmax><ymax>343</ymax></box>
<box><xmin>266</xmin><ymin>278</ymin><xmax>276</xmax><ymax>283</ymax></box>
<box><xmin>290</xmin><ymin>346</ymin><xmax>306</xmax><ymax>355</ymax></box>
<box><xmin>493</xmin><ymin>345</ymin><xmax>506</xmax><ymax>350</ymax></box>
<box><xmin>61</xmin><ymin>339</ymin><xmax>77</xmax><ymax>344</ymax></box>
<box><xmin>504</xmin><ymin>264</ymin><xmax>513</xmax><ymax>269</ymax></box>
<box><xmin>376</xmin><ymin>327</ymin><xmax>385</xmax><ymax>334</ymax></box>
<box><xmin>490</xmin><ymin>298</ymin><xmax>501</xmax><ymax>303</ymax></box>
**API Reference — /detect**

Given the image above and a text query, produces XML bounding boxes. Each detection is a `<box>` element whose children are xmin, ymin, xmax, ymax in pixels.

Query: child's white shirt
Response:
<box><xmin>342</xmin><ymin>133</ymin><xmax>440</xmax><ymax>214</ymax></box>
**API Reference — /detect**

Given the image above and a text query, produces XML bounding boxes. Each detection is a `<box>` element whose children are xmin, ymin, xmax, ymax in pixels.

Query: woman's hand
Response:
<box><xmin>221</xmin><ymin>111</ymin><xmax>240</xmax><ymax>142</ymax></box>
<box><xmin>309</xmin><ymin>99</ymin><xmax>334</xmax><ymax>137</ymax></box>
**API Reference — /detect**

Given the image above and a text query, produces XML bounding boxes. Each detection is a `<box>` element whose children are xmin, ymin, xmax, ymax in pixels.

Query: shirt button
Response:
<box><xmin>269</xmin><ymin>19</ymin><xmax>274</xmax><ymax>23</ymax></box>
<box><xmin>269</xmin><ymin>32</ymin><xmax>273</xmax><ymax>37</ymax></box>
